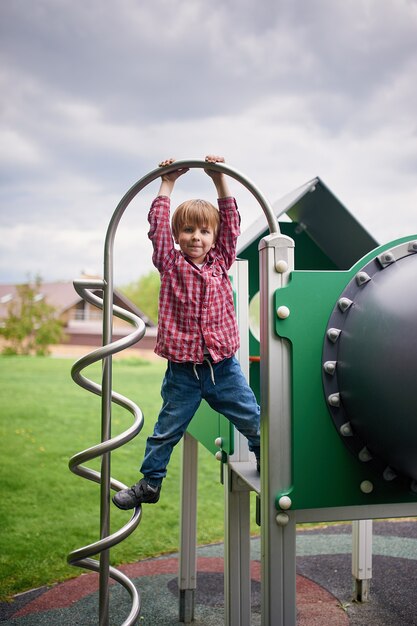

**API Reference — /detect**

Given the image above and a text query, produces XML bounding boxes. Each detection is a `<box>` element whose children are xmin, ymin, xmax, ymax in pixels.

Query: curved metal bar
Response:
<box><xmin>68</xmin><ymin>280</ymin><xmax>145</xmax><ymax>625</ymax></box>
<box><xmin>68</xmin><ymin>504</ymin><xmax>143</xmax><ymax>563</ymax></box>
<box><xmin>67</xmin><ymin>557</ymin><xmax>141</xmax><ymax>626</ymax></box>
<box><xmin>104</xmin><ymin>160</ymin><xmax>280</xmax><ymax>266</ymax></box>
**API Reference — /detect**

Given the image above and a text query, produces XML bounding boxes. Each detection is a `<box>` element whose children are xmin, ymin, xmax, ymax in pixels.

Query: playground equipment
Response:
<box><xmin>178</xmin><ymin>175</ymin><xmax>417</xmax><ymax>624</ymax></box>
<box><xmin>68</xmin><ymin>160</ymin><xmax>279</xmax><ymax>626</ymax></box>
<box><xmin>68</xmin><ymin>282</ymin><xmax>145</xmax><ymax>624</ymax></box>
<box><xmin>69</xmin><ymin>163</ymin><xmax>417</xmax><ymax>626</ymax></box>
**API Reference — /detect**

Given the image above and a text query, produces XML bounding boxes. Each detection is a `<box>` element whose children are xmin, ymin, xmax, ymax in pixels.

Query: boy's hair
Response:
<box><xmin>172</xmin><ymin>199</ymin><xmax>220</xmax><ymax>240</ymax></box>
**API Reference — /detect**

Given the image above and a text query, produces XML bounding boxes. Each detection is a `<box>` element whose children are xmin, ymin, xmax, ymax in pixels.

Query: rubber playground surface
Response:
<box><xmin>1</xmin><ymin>520</ymin><xmax>416</xmax><ymax>625</ymax></box>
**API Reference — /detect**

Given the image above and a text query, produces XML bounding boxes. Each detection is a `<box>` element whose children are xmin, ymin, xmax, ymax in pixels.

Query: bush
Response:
<box><xmin>0</xmin><ymin>277</ymin><xmax>65</xmax><ymax>355</ymax></box>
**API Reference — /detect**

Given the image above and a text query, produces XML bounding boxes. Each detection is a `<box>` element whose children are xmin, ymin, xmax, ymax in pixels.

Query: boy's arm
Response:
<box><xmin>204</xmin><ymin>155</ymin><xmax>239</xmax><ymax>268</ymax></box>
<box><xmin>148</xmin><ymin>196</ymin><xmax>174</xmax><ymax>272</ymax></box>
<box><xmin>215</xmin><ymin>197</ymin><xmax>240</xmax><ymax>269</ymax></box>
<box><xmin>204</xmin><ymin>154</ymin><xmax>232</xmax><ymax>198</ymax></box>
<box><xmin>148</xmin><ymin>160</ymin><xmax>188</xmax><ymax>271</ymax></box>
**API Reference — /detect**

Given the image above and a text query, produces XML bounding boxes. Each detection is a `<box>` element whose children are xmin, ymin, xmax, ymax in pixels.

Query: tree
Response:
<box><xmin>0</xmin><ymin>277</ymin><xmax>65</xmax><ymax>355</ymax></box>
<box><xmin>120</xmin><ymin>270</ymin><xmax>160</xmax><ymax>323</ymax></box>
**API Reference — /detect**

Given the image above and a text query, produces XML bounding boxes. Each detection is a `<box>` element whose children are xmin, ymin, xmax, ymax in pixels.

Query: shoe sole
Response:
<box><xmin>112</xmin><ymin>495</ymin><xmax>139</xmax><ymax>510</ymax></box>
<box><xmin>112</xmin><ymin>494</ymin><xmax>160</xmax><ymax>510</ymax></box>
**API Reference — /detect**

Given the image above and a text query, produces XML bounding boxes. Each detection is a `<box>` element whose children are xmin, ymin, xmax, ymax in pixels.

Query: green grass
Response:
<box><xmin>0</xmin><ymin>355</ymin><xmax>258</xmax><ymax>602</ymax></box>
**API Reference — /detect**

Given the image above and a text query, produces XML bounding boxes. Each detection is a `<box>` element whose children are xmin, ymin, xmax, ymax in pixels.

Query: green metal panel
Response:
<box><xmin>285</xmin><ymin>179</ymin><xmax>378</xmax><ymax>270</ymax></box>
<box><xmin>280</xmin><ymin>222</ymin><xmax>339</xmax><ymax>271</ymax></box>
<box><xmin>237</xmin><ymin>176</ymin><xmax>378</xmax><ymax>272</ymax></box>
<box><xmin>187</xmin><ymin>400</ymin><xmax>228</xmax><ymax>456</ymax></box>
<box><xmin>239</xmin><ymin>221</ymin><xmax>340</xmax><ymax>374</ymax></box>
<box><xmin>274</xmin><ymin>236</ymin><xmax>417</xmax><ymax>510</ymax></box>
<box><xmin>184</xmin><ymin>383</ymin><xmax>235</xmax><ymax>456</ymax></box>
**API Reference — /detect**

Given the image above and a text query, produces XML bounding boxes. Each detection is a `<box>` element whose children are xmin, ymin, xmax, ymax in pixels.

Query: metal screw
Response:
<box><xmin>338</xmin><ymin>297</ymin><xmax>353</xmax><ymax>312</ymax></box>
<box><xmin>323</xmin><ymin>361</ymin><xmax>337</xmax><ymax>375</ymax></box>
<box><xmin>360</xmin><ymin>480</ymin><xmax>374</xmax><ymax>494</ymax></box>
<box><xmin>328</xmin><ymin>393</ymin><xmax>340</xmax><ymax>407</ymax></box>
<box><xmin>275</xmin><ymin>513</ymin><xmax>290</xmax><ymax>526</ymax></box>
<box><xmin>327</xmin><ymin>328</ymin><xmax>341</xmax><ymax>343</ymax></box>
<box><xmin>340</xmin><ymin>422</ymin><xmax>353</xmax><ymax>437</ymax></box>
<box><xmin>356</xmin><ymin>271</ymin><xmax>371</xmax><ymax>286</ymax></box>
<box><xmin>278</xmin><ymin>495</ymin><xmax>292</xmax><ymax>510</ymax></box>
<box><xmin>276</xmin><ymin>260</ymin><xmax>288</xmax><ymax>273</ymax></box>
<box><xmin>277</xmin><ymin>305</ymin><xmax>290</xmax><ymax>319</ymax></box>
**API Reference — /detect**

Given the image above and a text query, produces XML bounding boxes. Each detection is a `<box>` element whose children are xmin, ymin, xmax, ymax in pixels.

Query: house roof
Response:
<box><xmin>0</xmin><ymin>280</ymin><xmax>156</xmax><ymax>327</ymax></box>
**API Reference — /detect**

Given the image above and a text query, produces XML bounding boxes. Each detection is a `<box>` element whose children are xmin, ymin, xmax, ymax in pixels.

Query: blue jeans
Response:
<box><xmin>140</xmin><ymin>356</ymin><xmax>260</xmax><ymax>486</ymax></box>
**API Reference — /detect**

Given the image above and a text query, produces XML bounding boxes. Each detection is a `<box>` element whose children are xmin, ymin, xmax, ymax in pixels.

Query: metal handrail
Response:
<box><xmin>68</xmin><ymin>160</ymin><xmax>279</xmax><ymax>626</ymax></box>
<box><xmin>104</xmin><ymin>161</ymin><xmax>280</xmax><ymax>268</ymax></box>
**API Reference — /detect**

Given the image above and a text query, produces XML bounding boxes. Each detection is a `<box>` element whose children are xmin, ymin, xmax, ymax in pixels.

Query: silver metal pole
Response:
<box><xmin>259</xmin><ymin>233</ymin><xmax>295</xmax><ymax>626</ymax></box>
<box><xmin>99</xmin><ymin>276</ymin><xmax>113</xmax><ymax>626</ymax></box>
<box><xmin>179</xmin><ymin>432</ymin><xmax>198</xmax><ymax>623</ymax></box>
<box><xmin>352</xmin><ymin>519</ymin><xmax>373</xmax><ymax>601</ymax></box>
<box><xmin>224</xmin><ymin>259</ymin><xmax>251</xmax><ymax>626</ymax></box>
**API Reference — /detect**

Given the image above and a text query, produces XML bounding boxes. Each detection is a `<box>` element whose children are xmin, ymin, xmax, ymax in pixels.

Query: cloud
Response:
<box><xmin>1</xmin><ymin>0</ymin><xmax>417</xmax><ymax>286</ymax></box>
<box><xmin>3</xmin><ymin>0</ymin><xmax>414</xmax><ymax>124</ymax></box>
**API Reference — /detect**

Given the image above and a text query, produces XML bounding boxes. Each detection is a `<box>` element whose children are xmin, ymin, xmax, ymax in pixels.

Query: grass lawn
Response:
<box><xmin>0</xmin><ymin>355</ymin><xmax>259</xmax><ymax>602</ymax></box>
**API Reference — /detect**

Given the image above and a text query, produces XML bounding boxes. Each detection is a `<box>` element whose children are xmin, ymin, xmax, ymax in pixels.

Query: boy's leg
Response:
<box><xmin>113</xmin><ymin>362</ymin><xmax>201</xmax><ymax>509</ymax></box>
<box><xmin>203</xmin><ymin>356</ymin><xmax>260</xmax><ymax>460</ymax></box>
<box><xmin>141</xmin><ymin>362</ymin><xmax>202</xmax><ymax>483</ymax></box>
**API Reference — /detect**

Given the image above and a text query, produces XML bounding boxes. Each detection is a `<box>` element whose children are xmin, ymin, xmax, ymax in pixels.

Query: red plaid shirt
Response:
<box><xmin>148</xmin><ymin>195</ymin><xmax>241</xmax><ymax>363</ymax></box>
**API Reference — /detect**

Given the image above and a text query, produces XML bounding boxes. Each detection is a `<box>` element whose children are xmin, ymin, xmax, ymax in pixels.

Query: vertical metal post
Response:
<box><xmin>259</xmin><ymin>233</ymin><xmax>295</xmax><ymax>626</ymax></box>
<box><xmin>99</xmin><ymin>381</ymin><xmax>111</xmax><ymax>625</ymax></box>
<box><xmin>224</xmin><ymin>469</ymin><xmax>251</xmax><ymax>626</ymax></box>
<box><xmin>99</xmin><ymin>277</ymin><xmax>112</xmax><ymax>626</ymax></box>
<box><xmin>224</xmin><ymin>259</ymin><xmax>252</xmax><ymax>626</ymax></box>
<box><xmin>179</xmin><ymin>432</ymin><xmax>198</xmax><ymax>623</ymax></box>
<box><xmin>101</xmin><ymin>198</ymin><xmax>120</xmax><ymax>626</ymax></box>
<box><xmin>229</xmin><ymin>259</ymin><xmax>251</xmax><ymax>464</ymax></box>
<box><xmin>352</xmin><ymin>519</ymin><xmax>373</xmax><ymax>602</ymax></box>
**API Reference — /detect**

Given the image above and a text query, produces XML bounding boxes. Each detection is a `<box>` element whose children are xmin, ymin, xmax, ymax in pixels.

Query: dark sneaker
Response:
<box><xmin>112</xmin><ymin>478</ymin><xmax>161</xmax><ymax>510</ymax></box>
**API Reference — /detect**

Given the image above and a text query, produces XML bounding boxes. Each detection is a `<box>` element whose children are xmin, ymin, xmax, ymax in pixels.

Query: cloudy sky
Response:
<box><xmin>1</xmin><ymin>0</ymin><xmax>417</xmax><ymax>288</ymax></box>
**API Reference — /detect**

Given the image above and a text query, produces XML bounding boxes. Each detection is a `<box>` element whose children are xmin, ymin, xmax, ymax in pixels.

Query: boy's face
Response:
<box><xmin>175</xmin><ymin>224</ymin><xmax>216</xmax><ymax>264</ymax></box>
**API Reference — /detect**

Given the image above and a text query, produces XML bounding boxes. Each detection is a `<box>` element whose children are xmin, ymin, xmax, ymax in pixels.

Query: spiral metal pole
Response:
<box><xmin>68</xmin><ymin>281</ymin><xmax>145</xmax><ymax>625</ymax></box>
<box><xmin>68</xmin><ymin>160</ymin><xmax>279</xmax><ymax>625</ymax></box>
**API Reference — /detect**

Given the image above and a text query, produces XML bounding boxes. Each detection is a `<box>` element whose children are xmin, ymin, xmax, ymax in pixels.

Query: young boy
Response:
<box><xmin>113</xmin><ymin>155</ymin><xmax>260</xmax><ymax>509</ymax></box>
